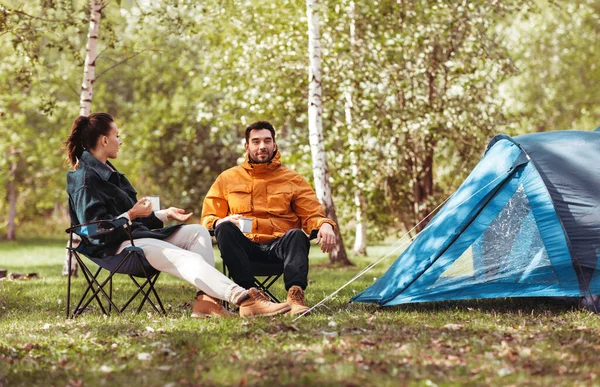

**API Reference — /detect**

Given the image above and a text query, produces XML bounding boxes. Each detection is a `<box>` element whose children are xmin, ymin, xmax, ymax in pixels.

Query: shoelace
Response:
<box><xmin>253</xmin><ymin>290</ymin><xmax>271</xmax><ymax>302</ymax></box>
<box><xmin>289</xmin><ymin>289</ymin><xmax>305</xmax><ymax>305</ymax></box>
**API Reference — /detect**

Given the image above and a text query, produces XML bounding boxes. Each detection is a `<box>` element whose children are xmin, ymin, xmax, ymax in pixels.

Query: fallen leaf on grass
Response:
<box><xmin>359</xmin><ymin>339</ymin><xmax>376</xmax><ymax>347</ymax></box>
<box><xmin>519</xmin><ymin>347</ymin><xmax>531</xmax><ymax>357</ymax></box>
<box><xmin>320</xmin><ymin>331</ymin><xmax>338</xmax><ymax>338</ymax></box>
<box><xmin>270</xmin><ymin>322</ymin><xmax>299</xmax><ymax>332</ymax></box>
<box><xmin>443</xmin><ymin>323</ymin><xmax>464</xmax><ymax>331</ymax></box>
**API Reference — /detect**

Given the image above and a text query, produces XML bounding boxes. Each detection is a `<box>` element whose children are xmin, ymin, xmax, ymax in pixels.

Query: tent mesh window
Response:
<box><xmin>431</xmin><ymin>185</ymin><xmax>556</xmax><ymax>288</ymax></box>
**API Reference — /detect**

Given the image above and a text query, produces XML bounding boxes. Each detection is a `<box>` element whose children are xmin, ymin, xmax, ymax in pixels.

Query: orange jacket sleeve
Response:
<box><xmin>200</xmin><ymin>175</ymin><xmax>229</xmax><ymax>230</ymax></box>
<box><xmin>292</xmin><ymin>175</ymin><xmax>337</xmax><ymax>234</ymax></box>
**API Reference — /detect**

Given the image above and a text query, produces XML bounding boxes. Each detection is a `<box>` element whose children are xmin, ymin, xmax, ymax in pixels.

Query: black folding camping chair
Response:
<box><xmin>222</xmin><ymin>260</ymin><xmax>284</xmax><ymax>303</ymax></box>
<box><xmin>65</xmin><ymin>218</ymin><xmax>166</xmax><ymax>318</ymax></box>
<box><xmin>216</xmin><ymin>229</ymin><xmax>318</xmax><ymax>303</ymax></box>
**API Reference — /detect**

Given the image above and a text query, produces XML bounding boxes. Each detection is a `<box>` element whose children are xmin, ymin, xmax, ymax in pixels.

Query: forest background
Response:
<box><xmin>2</xmin><ymin>0</ymin><xmax>599</xmax><ymax>262</ymax></box>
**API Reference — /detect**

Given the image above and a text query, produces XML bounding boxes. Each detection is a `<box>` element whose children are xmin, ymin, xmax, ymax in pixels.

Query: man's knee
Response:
<box><xmin>284</xmin><ymin>229</ymin><xmax>309</xmax><ymax>244</ymax></box>
<box><xmin>214</xmin><ymin>221</ymin><xmax>243</xmax><ymax>241</ymax></box>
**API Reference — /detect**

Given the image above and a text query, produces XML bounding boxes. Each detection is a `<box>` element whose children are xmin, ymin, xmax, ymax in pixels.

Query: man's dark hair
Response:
<box><xmin>245</xmin><ymin>121</ymin><xmax>276</xmax><ymax>142</ymax></box>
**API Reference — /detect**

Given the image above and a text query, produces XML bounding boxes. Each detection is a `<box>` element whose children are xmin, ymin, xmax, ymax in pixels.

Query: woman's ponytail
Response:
<box><xmin>65</xmin><ymin>116</ymin><xmax>89</xmax><ymax>168</ymax></box>
<box><xmin>64</xmin><ymin>113</ymin><xmax>114</xmax><ymax>168</ymax></box>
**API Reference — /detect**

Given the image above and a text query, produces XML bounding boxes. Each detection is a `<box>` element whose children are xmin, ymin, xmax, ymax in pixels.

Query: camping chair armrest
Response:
<box><xmin>66</xmin><ymin>218</ymin><xmax>130</xmax><ymax>238</ymax></box>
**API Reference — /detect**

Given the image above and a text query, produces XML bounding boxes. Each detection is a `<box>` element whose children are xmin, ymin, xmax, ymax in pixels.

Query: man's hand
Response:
<box><xmin>165</xmin><ymin>207</ymin><xmax>193</xmax><ymax>222</ymax></box>
<box><xmin>316</xmin><ymin>223</ymin><xmax>336</xmax><ymax>253</ymax></box>
<box><xmin>215</xmin><ymin>214</ymin><xmax>242</xmax><ymax>227</ymax></box>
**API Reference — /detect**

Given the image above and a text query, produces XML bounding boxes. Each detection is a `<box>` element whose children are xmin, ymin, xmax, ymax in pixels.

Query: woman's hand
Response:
<box><xmin>165</xmin><ymin>207</ymin><xmax>193</xmax><ymax>222</ymax></box>
<box><xmin>128</xmin><ymin>197</ymin><xmax>153</xmax><ymax>220</ymax></box>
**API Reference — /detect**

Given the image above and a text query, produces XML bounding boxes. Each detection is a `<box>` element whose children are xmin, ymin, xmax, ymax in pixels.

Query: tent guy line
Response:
<box><xmin>293</xmin><ymin>169</ymin><xmax>512</xmax><ymax>322</ymax></box>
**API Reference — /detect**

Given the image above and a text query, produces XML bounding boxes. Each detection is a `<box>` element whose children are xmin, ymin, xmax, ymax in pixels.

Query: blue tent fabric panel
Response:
<box><xmin>521</xmin><ymin>162</ymin><xmax>578</xmax><ymax>288</ymax></box>
<box><xmin>379</xmin><ymin>162</ymin><xmax>579</xmax><ymax>306</ymax></box>
<box><xmin>351</xmin><ymin>139</ymin><xmax>525</xmax><ymax>304</ymax></box>
<box><xmin>515</xmin><ymin>130</ymin><xmax>600</xmax><ymax>291</ymax></box>
<box><xmin>590</xmin><ymin>254</ymin><xmax>600</xmax><ymax>293</ymax></box>
<box><xmin>385</xmin><ymin>171</ymin><xmax>525</xmax><ymax>304</ymax></box>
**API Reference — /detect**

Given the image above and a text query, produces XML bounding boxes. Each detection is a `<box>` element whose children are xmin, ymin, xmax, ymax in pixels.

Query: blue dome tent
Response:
<box><xmin>352</xmin><ymin>129</ymin><xmax>600</xmax><ymax>306</ymax></box>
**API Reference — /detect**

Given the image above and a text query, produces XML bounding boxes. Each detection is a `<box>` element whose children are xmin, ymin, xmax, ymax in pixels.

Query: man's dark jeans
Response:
<box><xmin>214</xmin><ymin>222</ymin><xmax>310</xmax><ymax>290</ymax></box>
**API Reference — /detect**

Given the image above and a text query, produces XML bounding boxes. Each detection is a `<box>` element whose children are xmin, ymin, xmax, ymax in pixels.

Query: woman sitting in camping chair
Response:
<box><xmin>64</xmin><ymin>112</ymin><xmax>290</xmax><ymax>318</ymax></box>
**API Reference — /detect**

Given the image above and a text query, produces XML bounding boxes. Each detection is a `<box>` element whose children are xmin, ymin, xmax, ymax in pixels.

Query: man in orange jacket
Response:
<box><xmin>200</xmin><ymin>121</ymin><xmax>337</xmax><ymax>315</ymax></box>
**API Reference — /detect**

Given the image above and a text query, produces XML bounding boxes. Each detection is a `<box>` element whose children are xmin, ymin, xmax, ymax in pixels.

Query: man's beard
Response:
<box><xmin>249</xmin><ymin>149</ymin><xmax>276</xmax><ymax>164</ymax></box>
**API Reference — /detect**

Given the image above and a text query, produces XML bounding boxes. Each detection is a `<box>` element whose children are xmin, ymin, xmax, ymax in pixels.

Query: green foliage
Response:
<box><xmin>501</xmin><ymin>0</ymin><xmax>600</xmax><ymax>132</ymax></box>
<box><xmin>1</xmin><ymin>0</ymin><xmax>595</xmax><ymax>246</ymax></box>
<box><xmin>319</xmin><ymin>0</ymin><xmax>526</xmax><ymax>238</ymax></box>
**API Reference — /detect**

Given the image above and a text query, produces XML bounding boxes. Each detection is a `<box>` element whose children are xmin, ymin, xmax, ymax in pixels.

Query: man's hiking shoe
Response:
<box><xmin>286</xmin><ymin>285</ymin><xmax>310</xmax><ymax>316</ymax></box>
<box><xmin>239</xmin><ymin>288</ymin><xmax>290</xmax><ymax>317</ymax></box>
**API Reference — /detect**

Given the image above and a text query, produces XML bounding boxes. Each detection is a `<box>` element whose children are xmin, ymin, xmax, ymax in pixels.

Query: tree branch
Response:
<box><xmin>8</xmin><ymin>8</ymin><xmax>68</xmax><ymax>23</ymax></box>
<box><xmin>95</xmin><ymin>50</ymin><xmax>148</xmax><ymax>80</ymax></box>
<box><xmin>66</xmin><ymin>81</ymin><xmax>79</xmax><ymax>97</ymax></box>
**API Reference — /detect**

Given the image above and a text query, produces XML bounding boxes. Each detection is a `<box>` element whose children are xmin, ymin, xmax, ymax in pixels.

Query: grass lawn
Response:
<box><xmin>1</xmin><ymin>237</ymin><xmax>599</xmax><ymax>386</ymax></box>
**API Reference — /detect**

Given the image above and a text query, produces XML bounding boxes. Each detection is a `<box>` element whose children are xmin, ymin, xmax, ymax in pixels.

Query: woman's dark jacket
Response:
<box><xmin>67</xmin><ymin>151</ymin><xmax>179</xmax><ymax>257</ymax></box>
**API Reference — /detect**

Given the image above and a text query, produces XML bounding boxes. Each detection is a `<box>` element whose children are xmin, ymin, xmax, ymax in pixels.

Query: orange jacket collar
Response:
<box><xmin>241</xmin><ymin>151</ymin><xmax>282</xmax><ymax>173</ymax></box>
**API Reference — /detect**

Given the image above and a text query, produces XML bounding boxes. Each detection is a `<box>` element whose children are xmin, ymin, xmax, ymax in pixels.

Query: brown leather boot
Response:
<box><xmin>287</xmin><ymin>285</ymin><xmax>310</xmax><ymax>315</ymax></box>
<box><xmin>239</xmin><ymin>288</ymin><xmax>291</xmax><ymax>317</ymax></box>
<box><xmin>191</xmin><ymin>292</ymin><xmax>236</xmax><ymax>318</ymax></box>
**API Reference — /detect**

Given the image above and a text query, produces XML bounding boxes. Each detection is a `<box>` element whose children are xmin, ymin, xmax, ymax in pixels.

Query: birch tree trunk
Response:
<box><xmin>347</xmin><ymin>99</ymin><xmax>367</xmax><ymax>255</ymax></box>
<box><xmin>64</xmin><ymin>0</ymin><xmax>103</xmax><ymax>275</ymax></box>
<box><xmin>345</xmin><ymin>0</ymin><xmax>367</xmax><ymax>256</ymax></box>
<box><xmin>307</xmin><ymin>0</ymin><xmax>352</xmax><ymax>266</ymax></box>
<box><xmin>79</xmin><ymin>0</ymin><xmax>103</xmax><ymax>116</ymax></box>
<box><xmin>7</xmin><ymin>148</ymin><xmax>17</xmax><ymax>241</ymax></box>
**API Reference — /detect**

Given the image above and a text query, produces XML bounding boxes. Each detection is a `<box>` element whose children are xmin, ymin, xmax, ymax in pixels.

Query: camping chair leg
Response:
<box><xmin>76</xmin><ymin>264</ymin><xmax>110</xmax><ymax>316</ymax></box>
<box><xmin>221</xmin><ymin>264</ymin><xmax>230</xmax><ymax>310</ymax></box>
<box><xmin>77</xmin><ymin>272</ymin><xmax>120</xmax><ymax>316</ymax></box>
<box><xmin>108</xmin><ymin>276</ymin><xmax>113</xmax><ymax>314</ymax></box>
<box><xmin>148</xmin><ymin>274</ymin><xmax>166</xmax><ymax>314</ymax></box>
<box><xmin>261</xmin><ymin>287</ymin><xmax>281</xmax><ymax>303</ymax></box>
<box><xmin>136</xmin><ymin>274</ymin><xmax>165</xmax><ymax>314</ymax></box>
<box><xmin>123</xmin><ymin>275</ymin><xmax>161</xmax><ymax>315</ymax></box>
<box><xmin>76</xmin><ymin>253</ymin><xmax>133</xmax><ymax>316</ymax></box>
<box><xmin>119</xmin><ymin>253</ymin><xmax>165</xmax><ymax>315</ymax></box>
<box><xmin>263</xmin><ymin>275</ymin><xmax>281</xmax><ymax>290</ymax></box>
<box><xmin>135</xmin><ymin>254</ymin><xmax>165</xmax><ymax>314</ymax></box>
<box><xmin>74</xmin><ymin>257</ymin><xmax>109</xmax><ymax>316</ymax></box>
<box><xmin>120</xmin><ymin>275</ymin><xmax>148</xmax><ymax>313</ymax></box>
<box><xmin>66</xmin><ymin>249</ymin><xmax>73</xmax><ymax>319</ymax></box>
<box><xmin>135</xmin><ymin>256</ymin><xmax>165</xmax><ymax>314</ymax></box>
<box><xmin>253</xmin><ymin>276</ymin><xmax>282</xmax><ymax>303</ymax></box>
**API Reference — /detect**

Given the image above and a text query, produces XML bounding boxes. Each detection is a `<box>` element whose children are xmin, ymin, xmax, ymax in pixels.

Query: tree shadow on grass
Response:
<box><xmin>370</xmin><ymin>297</ymin><xmax>582</xmax><ymax>315</ymax></box>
